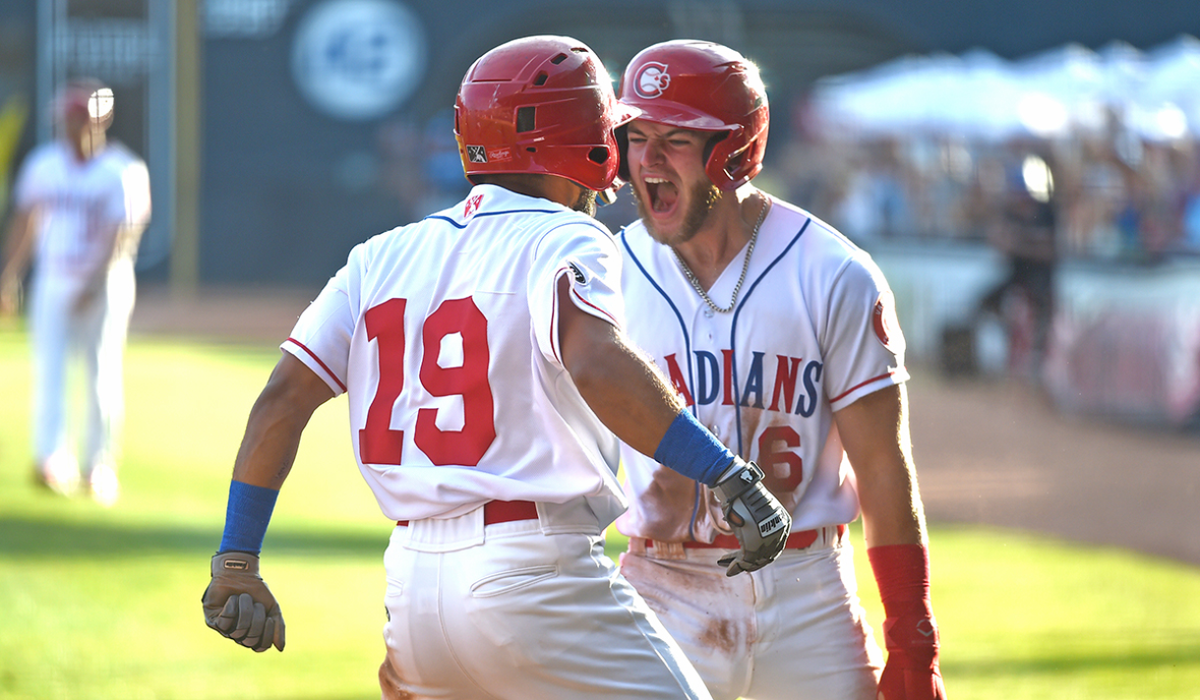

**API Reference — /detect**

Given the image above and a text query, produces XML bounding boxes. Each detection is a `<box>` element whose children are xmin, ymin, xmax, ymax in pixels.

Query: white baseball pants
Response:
<box><xmin>620</xmin><ymin>529</ymin><xmax>884</xmax><ymax>700</ymax></box>
<box><xmin>29</xmin><ymin>258</ymin><xmax>135</xmax><ymax>471</ymax></box>
<box><xmin>378</xmin><ymin>499</ymin><xmax>713</xmax><ymax>700</ymax></box>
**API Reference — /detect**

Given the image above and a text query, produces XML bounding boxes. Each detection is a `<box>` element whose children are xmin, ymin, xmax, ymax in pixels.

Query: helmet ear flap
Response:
<box><xmin>615</xmin><ymin>123</ymin><xmax>630</xmax><ymax>184</ymax></box>
<box><xmin>706</xmin><ymin>123</ymin><xmax>766</xmax><ymax>190</ymax></box>
<box><xmin>702</xmin><ymin>131</ymin><xmax>728</xmax><ymax>170</ymax></box>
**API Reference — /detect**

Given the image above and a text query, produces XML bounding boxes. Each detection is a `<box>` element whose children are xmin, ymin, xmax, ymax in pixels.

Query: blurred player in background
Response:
<box><xmin>613</xmin><ymin>40</ymin><xmax>948</xmax><ymax>700</ymax></box>
<box><xmin>1</xmin><ymin>78</ymin><xmax>152</xmax><ymax>506</ymax></box>
<box><xmin>977</xmin><ymin>148</ymin><xmax>1059</xmax><ymax>379</ymax></box>
<box><xmin>200</xmin><ymin>35</ymin><xmax>791</xmax><ymax>700</ymax></box>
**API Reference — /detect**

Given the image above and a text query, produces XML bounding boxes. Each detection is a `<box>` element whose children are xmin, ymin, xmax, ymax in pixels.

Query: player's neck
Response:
<box><xmin>67</xmin><ymin>130</ymin><xmax>107</xmax><ymax>162</ymax></box>
<box><xmin>485</xmin><ymin>174</ymin><xmax>583</xmax><ymax>211</ymax></box>
<box><xmin>672</xmin><ymin>188</ymin><xmax>766</xmax><ymax>290</ymax></box>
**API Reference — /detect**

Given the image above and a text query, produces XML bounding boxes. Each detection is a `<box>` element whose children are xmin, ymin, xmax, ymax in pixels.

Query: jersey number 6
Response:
<box><xmin>359</xmin><ymin>297</ymin><xmax>497</xmax><ymax>466</ymax></box>
<box><xmin>757</xmin><ymin>425</ymin><xmax>803</xmax><ymax>493</ymax></box>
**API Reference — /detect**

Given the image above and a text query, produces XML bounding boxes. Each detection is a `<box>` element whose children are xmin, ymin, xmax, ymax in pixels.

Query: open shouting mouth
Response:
<box><xmin>644</xmin><ymin>176</ymin><xmax>680</xmax><ymax>217</ymax></box>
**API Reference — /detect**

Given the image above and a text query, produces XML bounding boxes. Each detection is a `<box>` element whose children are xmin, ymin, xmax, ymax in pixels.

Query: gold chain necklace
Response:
<box><xmin>673</xmin><ymin>195</ymin><xmax>770</xmax><ymax>314</ymax></box>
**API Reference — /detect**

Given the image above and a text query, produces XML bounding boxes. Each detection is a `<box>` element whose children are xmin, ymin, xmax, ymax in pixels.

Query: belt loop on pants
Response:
<box><xmin>396</xmin><ymin>499</ymin><xmax>540</xmax><ymax>528</ymax></box>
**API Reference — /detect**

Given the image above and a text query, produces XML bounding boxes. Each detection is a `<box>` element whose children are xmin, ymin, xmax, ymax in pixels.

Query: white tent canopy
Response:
<box><xmin>809</xmin><ymin>34</ymin><xmax>1200</xmax><ymax>141</ymax></box>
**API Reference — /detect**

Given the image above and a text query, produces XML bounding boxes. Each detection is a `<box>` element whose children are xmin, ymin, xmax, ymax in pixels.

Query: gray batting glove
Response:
<box><xmin>202</xmin><ymin>552</ymin><xmax>286</xmax><ymax>652</ymax></box>
<box><xmin>712</xmin><ymin>460</ymin><xmax>792</xmax><ymax>577</ymax></box>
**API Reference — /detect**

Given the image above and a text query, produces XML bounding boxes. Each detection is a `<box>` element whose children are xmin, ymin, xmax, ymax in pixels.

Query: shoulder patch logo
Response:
<box><xmin>872</xmin><ymin>290</ymin><xmax>905</xmax><ymax>354</ymax></box>
<box><xmin>466</xmin><ymin>145</ymin><xmax>487</xmax><ymax>163</ymax></box>
<box><xmin>463</xmin><ymin>193</ymin><xmax>484</xmax><ymax>219</ymax></box>
<box><xmin>634</xmin><ymin>61</ymin><xmax>671</xmax><ymax>99</ymax></box>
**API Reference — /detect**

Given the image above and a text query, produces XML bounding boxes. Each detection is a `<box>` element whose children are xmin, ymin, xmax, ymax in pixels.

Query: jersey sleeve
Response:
<box><xmin>282</xmin><ymin>262</ymin><xmax>355</xmax><ymax>396</ymax></box>
<box><xmin>11</xmin><ymin>146</ymin><xmax>48</xmax><ymax>210</ymax></box>
<box><xmin>119</xmin><ymin>157</ymin><xmax>152</xmax><ymax>229</ymax></box>
<box><xmin>529</xmin><ymin>218</ymin><xmax>626</xmax><ymax>368</ymax></box>
<box><xmin>822</xmin><ymin>253</ymin><xmax>910</xmax><ymax>411</ymax></box>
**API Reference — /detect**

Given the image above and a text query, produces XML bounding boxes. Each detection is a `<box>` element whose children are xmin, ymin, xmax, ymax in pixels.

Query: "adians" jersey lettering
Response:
<box><xmin>661</xmin><ymin>351</ymin><xmax>823</xmax><ymax>417</ymax></box>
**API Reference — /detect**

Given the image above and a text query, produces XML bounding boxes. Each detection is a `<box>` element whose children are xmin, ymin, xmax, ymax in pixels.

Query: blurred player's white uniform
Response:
<box><xmin>14</xmin><ymin>139</ymin><xmax>151</xmax><ymax>481</ymax></box>
<box><xmin>282</xmin><ymin>184</ymin><xmax>711</xmax><ymax>699</ymax></box>
<box><xmin>617</xmin><ymin>198</ymin><xmax>906</xmax><ymax>699</ymax></box>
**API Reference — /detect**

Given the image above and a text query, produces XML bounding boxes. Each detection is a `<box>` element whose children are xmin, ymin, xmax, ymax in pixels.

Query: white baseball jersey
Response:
<box><xmin>14</xmin><ymin>140</ymin><xmax>149</xmax><ymax>281</ymax></box>
<box><xmin>616</xmin><ymin>196</ymin><xmax>909</xmax><ymax>542</ymax></box>
<box><xmin>283</xmin><ymin>184</ymin><xmax>630</xmax><ymax>525</ymax></box>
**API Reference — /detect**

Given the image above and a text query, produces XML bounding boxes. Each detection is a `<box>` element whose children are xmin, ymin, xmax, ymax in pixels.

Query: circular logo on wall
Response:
<box><xmin>291</xmin><ymin>0</ymin><xmax>427</xmax><ymax>121</ymax></box>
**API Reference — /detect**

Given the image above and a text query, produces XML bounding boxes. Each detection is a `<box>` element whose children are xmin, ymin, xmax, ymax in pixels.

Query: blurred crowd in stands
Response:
<box><xmin>781</xmin><ymin>36</ymin><xmax>1200</xmax><ymax>264</ymax></box>
<box><xmin>778</xmin><ymin>112</ymin><xmax>1200</xmax><ymax>263</ymax></box>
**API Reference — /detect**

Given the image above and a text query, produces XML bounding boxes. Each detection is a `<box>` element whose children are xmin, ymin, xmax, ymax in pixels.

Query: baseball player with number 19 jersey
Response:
<box><xmin>288</xmin><ymin>182</ymin><xmax>710</xmax><ymax>698</ymax></box>
<box><xmin>613</xmin><ymin>41</ymin><xmax>947</xmax><ymax>700</ymax></box>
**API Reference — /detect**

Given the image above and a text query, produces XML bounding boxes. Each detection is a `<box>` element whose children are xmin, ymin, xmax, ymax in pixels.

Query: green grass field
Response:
<box><xmin>1</xmin><ymin>325</ymin><xmax>1199</xmax><ymax>699</ymax></box>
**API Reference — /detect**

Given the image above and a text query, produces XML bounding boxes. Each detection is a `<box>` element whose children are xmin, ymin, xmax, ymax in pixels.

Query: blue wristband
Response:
<box><xmin>218</xmin><ymin>481</ymin><xmax>279</xmax><ymax>555</ymax></box>
<box><xmin>653</xmin><ymin>410</ymin><xmax>737</xmax><ymax>486</ymax></box>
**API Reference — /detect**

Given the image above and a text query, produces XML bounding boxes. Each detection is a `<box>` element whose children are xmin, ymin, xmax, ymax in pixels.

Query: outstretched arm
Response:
<box><xmin>202</xmin><ymin>353</ymin><xmax>335</xmax><ymax>653</ymax></box>
<box><xmin>556</xmin><ymin>275</ymin><xmax>684</xmax><ymax>458</ymax></box>
<box><xmin>556</xmin><ymin>276</ymin><xmax>791</xmax><ymax>575</ymax></box>
<box><xmin>231</xmin><ymin>352</ymin><xmax>336</xmax><ymax>489</ymax></box>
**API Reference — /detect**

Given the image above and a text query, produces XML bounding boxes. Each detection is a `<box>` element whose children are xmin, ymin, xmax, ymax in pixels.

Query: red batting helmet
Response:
<box><xmin>54</xmin><ymin>78</ymin><xmax>114</xmax><ymax>128</ymax></box>
<box><xmin>618</xmin><ymin>40</ymin><xmax>769</xmax><ymax>191</ymax></box>
<box><xmin>455</xmin><ymin>35</ymin><xmax>639</xmax><ymax>192</ymax></box>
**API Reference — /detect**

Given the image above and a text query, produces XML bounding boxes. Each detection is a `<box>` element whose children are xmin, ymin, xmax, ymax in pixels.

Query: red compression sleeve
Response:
<box><xmin>868</xmin><ymin>544</ymin><xmax>939</xmax><ymax>667</ymax></box>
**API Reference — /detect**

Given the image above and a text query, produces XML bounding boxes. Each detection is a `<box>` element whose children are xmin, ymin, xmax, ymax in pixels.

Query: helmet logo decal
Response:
<box><xmin>465</xmin><ymin>144</ymin><xmax>489</xmax><ymax>163</ymax></box>
<box><xmin>486</xmin><ymin>146</ymin><xmax>512</xmax><ymax>163</ymax></box>
<box><xmin>467</xmin><ymin>145</ymin><xmax>488</xmax><ymax>163</ymax></box>
<box><xmin>633</xmin><ymin>62</ymin><xmax>671</xmax><ymax>99</ymax></box>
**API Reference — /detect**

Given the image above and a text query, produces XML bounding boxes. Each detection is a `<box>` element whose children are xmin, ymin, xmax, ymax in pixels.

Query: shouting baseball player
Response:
<box><xmin>200</xmin><ymin>35</ymin><xmax>791</xmax><ymax>700</ymax></box>
<box><xmin>1</xmin><ymin>78</ymin><xmax>151</xmax><ymax>506</ymax></box>
<box><xmin>612</xmin><ymin>40</ymin><xmax>948</xmax><ymax>700</ymax></box>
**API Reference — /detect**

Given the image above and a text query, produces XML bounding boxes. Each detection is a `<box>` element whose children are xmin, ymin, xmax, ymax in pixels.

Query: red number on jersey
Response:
<box><xmin>359</xmin><ymin>298</ymin><xmax>408</xmax><ymax>466</ymax></box>
<box><xmin>358</xmin><ymin>297</ymin><xmax>496</xmax><ymax>467</ymax></box>
<box><xmin>757</xmin><ymin>425</ymin><xmax>803</xmax><ymax>494</ymax></box>
<box><xmin>416</xmin><ymin>298</ymin><xmax>496</xmax><ymax>465</ymax></box>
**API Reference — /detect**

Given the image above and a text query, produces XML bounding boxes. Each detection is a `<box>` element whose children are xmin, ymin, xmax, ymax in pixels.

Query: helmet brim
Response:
<box><xmin>613</xmin><ymin>102</ymin><xmax>642</xmax><ymax>128</ymax></box>
<box><xmin>625</xmin><ymin>99</ymin><xmax>733</xmax><ymax>132</ymax></box>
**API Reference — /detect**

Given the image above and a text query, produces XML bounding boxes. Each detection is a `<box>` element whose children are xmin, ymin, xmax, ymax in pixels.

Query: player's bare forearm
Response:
<box><xmin>0</xmin><ymin>209</ymin><xmax>34</xmax><ymax>312</ymax></box>
<box><xmin>231</xmin><ymin>353</ymin><xmax>335</xmax><ymax>489</ymax></box>
<box><xmin>1</xmin><ymin>208</ymin><xmax>32</xmax><ymax>262</ymax></box>
<box><xmin>834</xmin><ymin>383</ymin><xmax>928</xmax><ymax>548</ymax></box>
<box><xmin>557</xmin><ymin>277</ymin><xmax>684</xmax><ymax>457</ymax></box>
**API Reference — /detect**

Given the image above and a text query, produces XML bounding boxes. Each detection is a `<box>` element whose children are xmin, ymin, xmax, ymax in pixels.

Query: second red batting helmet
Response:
<box><xmin>618</xmin><ymin>40</ymin><xmax>769</xmax><ymax>191</ymax></box>
<box><xmin>454</xmin><ymin>35</ymin><xmax>639</xmax><ymax>192</ymax></box>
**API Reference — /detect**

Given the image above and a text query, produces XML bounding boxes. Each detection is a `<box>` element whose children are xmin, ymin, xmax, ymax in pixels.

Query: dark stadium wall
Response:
<box><xmin>197</xmin><ymin>0</ymin><xmax>1200</xmax><ymax>287</ymax></box>
<box><xmin>4</xmin><ymin>0</ymin><xmax>1200</xmax><ymax>287</ymax></box>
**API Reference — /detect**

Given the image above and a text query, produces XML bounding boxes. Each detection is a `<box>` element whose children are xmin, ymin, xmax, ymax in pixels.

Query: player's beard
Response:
<box><xmin>633</xmin><ymin>180</ymin><xmax>722</xmax><ymax>246</ymax></box>
<box><xmin>572</xmin><ymin>189</ymin><xmax>598</xmax><ymax>218</ymax></box>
